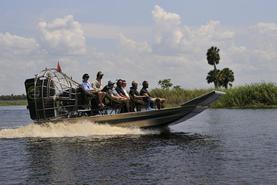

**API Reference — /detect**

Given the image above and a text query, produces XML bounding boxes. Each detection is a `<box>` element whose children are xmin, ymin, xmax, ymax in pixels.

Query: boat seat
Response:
<box><xmin>77</xmin><ymin>87</ymin><xmax>105</xmax><ymax>115</ymax></box>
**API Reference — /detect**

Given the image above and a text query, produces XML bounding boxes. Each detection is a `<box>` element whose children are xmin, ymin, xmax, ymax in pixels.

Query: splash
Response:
<box><xmin>0</xmin><ymin>121</ymin><xmax>159</xmax><ymax>138</ymax></box>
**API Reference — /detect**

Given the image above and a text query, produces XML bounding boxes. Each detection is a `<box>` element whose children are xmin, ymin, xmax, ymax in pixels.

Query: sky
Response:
<box><xmin>1</xmin><ymin>0</ymin><xmax>277</xmax><ymax>94</ymax></box>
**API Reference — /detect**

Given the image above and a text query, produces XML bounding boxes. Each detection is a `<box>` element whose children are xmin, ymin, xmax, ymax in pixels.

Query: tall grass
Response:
<box><xmin>150</xmin><ymin>82</ymin><xmax>277</xmax><ymax>108</ymax></box>
<box><xmin>213</xmin><ymin>82</ymin><xmax>277</xmax><ymax>108</ymax></box>
<box><xmin>150</xmin><ymin>88</ymin><xmax>211</xmax><ymax>107</ymax></box>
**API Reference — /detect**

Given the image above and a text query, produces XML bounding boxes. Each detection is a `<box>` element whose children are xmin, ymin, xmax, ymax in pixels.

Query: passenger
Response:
<box><xmin>81</xmin><ymin>73</ymin><xmax>93</xmax><ymax>92</ymax></box>
<box><xmin>93</xmin><ymin>71</ymin><xmax>104</xmax><ymax>91</ymax></box>
<box><xmin>105</xmin><ymin>80</ymin><xmax>130</xmax><ymax>112</ymax></box>
<box><xmin>121</xmin><ymin>80</ymin><xmax>130</xmax><ymax>99</ymax></box>
<box><xmin>129</xmin><ymin>81</ymin><xmax>146</xmax><ymax>111</ymax></box>
<box><xmin>140</xmin><ymin>81</ymin><xmax>165</xmax><ymax>110</ymax></box>
<box><xmin>81</xmin><ymin>73</ymin><xmax>105</xmax><ymax>108</ymax></box>
<box><xmin>115</xmin><ymin>79</ymin><xmax>125</xmax><ymax>97</ymax></box>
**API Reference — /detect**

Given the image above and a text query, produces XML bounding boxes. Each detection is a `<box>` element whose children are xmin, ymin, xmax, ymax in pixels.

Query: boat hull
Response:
<box><xmin>53</xmin><ymin>105</ymin><xmax>196</xmax><ymax>128</ymax></box>
<box><xmin>35</xmin><ymin>91</ymin><xmax>225</xmax><ymax>129</ymax></box>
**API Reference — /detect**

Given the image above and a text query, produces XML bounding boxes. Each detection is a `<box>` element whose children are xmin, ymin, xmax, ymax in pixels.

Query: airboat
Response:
<box><xmin>24</xmin><ymin>68</ymin><xmax>224</xmax><ymax>129</ymax></box>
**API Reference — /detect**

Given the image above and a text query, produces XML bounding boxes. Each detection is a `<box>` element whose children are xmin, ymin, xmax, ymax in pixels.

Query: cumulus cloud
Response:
<box><xmin>38</xmin><ymin>15</ymin><xmax>86</xmax><ymax>55</ymax></box>
<box><xmin>0</xmin><ymin>32</ymin><xmax>39</xmax><ymax>56</ymax></box>
<box><xmin>151</xmin><ymin>5</ymin><xmax>236</xmax><ymax>56</ymax></box>
<box><xmin>3</xmin><ymin>6</ymin><xmax>277</xmax><ymax>94</ymax></box>
<box><xmin>123</xmin><ymin>5</ymin><xmax>277</xmax><ymax>87</ymax></box>
<box><xmin>152</xmin><ymin>5</ymin><xmax>184</xmax><ymax>54</ymax></box>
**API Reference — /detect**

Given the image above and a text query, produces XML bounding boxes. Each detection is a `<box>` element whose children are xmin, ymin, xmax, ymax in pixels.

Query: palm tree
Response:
<box><xmin>218</xmin><ymin>68</ymin><xmax>234</xmax><ymax>89</ymax></box>
<box><xmin>206</xmin><ymin>69</ymin><xmax>221</xmax><ymax>87</ymax></box>
<box><xmin>206</xmin><ymin>46</ymin><xmax>220</xmax><ymax>88</ymax></box>
<box><xmin>207</xmin><ymin>46</ymin><xmax>220</xmax><ymax>70</ymax></box>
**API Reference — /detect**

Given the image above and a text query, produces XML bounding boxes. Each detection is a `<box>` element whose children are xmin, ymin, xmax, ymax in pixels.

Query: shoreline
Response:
<box><xmin>1</xmin><ymin>100</ymin><xmax>277</xmax><ymax>109</ymax></box>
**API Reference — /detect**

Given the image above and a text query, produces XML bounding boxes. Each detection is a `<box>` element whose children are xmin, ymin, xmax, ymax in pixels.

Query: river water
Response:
<box><xmin>0</xmin><ymin>106</ymin><xmax>277</xmax><ymax>185</ymax></box>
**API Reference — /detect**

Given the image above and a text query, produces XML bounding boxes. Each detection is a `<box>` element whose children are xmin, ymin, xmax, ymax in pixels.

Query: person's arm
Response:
<box><xmin>134</xmin><ymin>95</ymin><xmax>146</xmax><ymax>99</ymax></box>
<box><xmin>141</xmin><ymin>90</ymin><xmax>149</xmax><ymax>97</ymax></box>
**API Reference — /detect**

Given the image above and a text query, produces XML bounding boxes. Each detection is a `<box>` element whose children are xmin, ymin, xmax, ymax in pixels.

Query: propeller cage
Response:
<box><xmin>25</xmin><ymin>68</ymin><xmax>81</xmax><ymax>121</ymax></box>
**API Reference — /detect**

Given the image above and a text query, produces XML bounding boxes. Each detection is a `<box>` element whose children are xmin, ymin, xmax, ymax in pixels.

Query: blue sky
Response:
<box><xmin>1</xmin><ymin>0</ymin><xmax>277</xmax><ymax>94</ymax></box>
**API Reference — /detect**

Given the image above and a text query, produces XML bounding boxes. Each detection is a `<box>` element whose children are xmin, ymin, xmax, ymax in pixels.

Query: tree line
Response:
<box><xmin>0</xmin><ymin>94</ymin><xmax>26</xmax><ymax>101</ymax></box>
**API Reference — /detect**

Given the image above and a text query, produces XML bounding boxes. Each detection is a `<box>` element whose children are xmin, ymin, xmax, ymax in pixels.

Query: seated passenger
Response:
<box><xmin>93</xmin><ymin>71</ymin><xmax>104</xmax><ymax>91</ymax></box>
<box><xmin>115</xmin><ymin>79</ymin><xmax>125</xmax><ymax>97</ymax></box>
<box><xmin>81</xmin><ymin>73</ymin><xmax>105</xmax><ymax>108</ymax></box>
<box><xmin>129</xmin><ymin>81</ymin><xmax>146</xmax><ymax>111</ymax></box>
<box><xmin>121</xmin><ymin>80</ymin><xmax>130</xmax><ymax>99</ymax></box>
<box><xmin>104</xmin><ymin>80</ymin><xmax>130</xmax><ymax>112</ymax></box>
<box><xmin>140</xmin><ymin>81</ymin><xmax>165</xmax><ymax>110</ymax></box>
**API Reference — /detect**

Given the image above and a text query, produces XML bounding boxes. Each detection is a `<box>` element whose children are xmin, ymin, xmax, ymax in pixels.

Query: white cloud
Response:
<box><xmin>88</xmin><ymin>5</ymin><xmax>277</xmax><ymax>88</ymax></box>
<box><xmin>3</xmin><ymin>7</ymin><xmax>277</xmax><ymax>94</ymax></box>
<box><xmin>247</xmin><ymin>22</ymin><xmax>277</xmax><ymax>61</ymax></box>
<box><xmin>152</xmin><ymin>5</ymin><xmax>182</xmax><ymax>28</ymax></box>
<box><xmin>0</xmin><ymin>32</ymin><xmax>39</xmax><ymax>56</ymax></box>
<box><xmin>119</xmin><ymin>33</ymin><xmax>152</xmax><ymax>53</ymax></box>
<box><xmin>151</xmin><ymin>5</ymin><xmax>236</xmax><ymax>56</ymax></box>
<box><xmin>254</xmin><ymin>22</ymin><xmax>277</xmax><ymax>36</ymax></box>
<box><xmin>152</xmin><ymin>5</ymin><xmax>184</xmax><ymax>53</ymax></box>
<box><xmin>38</xmin><ymin>15</ymin><xmax>86</xmax><ymax>55</ymax></box>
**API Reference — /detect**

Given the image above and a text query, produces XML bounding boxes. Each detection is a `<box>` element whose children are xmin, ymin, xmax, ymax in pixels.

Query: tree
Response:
<box><xmin>218</xmin><ymin>68</ymin><xmax>234</xmax><ymax>89</ymax></box>
<box><xmin>207</xmin><ymin>46</ymin><xmax>220</xmax><ymax>70</ymax></box>
<box><xmin>206</xmin><ymin>46</ymin><xmax>221</xmax><ymax>88</ymax></box>
<box><xmin>158</xmin><ymin>79</ymin><xmax>173</xmax><ymax>89</ymax></box>
<box><xmin>206</xmin><ymin>69</ymin><xmax>221</xmax><ymax>87</ymax></box>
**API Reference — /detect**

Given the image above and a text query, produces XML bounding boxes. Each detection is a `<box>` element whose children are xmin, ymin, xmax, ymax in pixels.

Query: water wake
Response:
<box><xmin>0</xmin><ymin>121</ymin><xmax>159</xmax><ymax>138</ymax></box>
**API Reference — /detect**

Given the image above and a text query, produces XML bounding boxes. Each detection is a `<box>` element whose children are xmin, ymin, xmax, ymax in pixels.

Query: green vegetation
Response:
<box><xmin>0</xmin><ymin>94</ymin><xmax>27</xmax><ymax>106</ymax></box>
<box><xmin>0</xmin><ymin>100</ymin><xmax>27</xmax><ymax>106</ymax></box>
<box><xmin>2</xmin><ymin>83</ymin><xmax>277</xmax><ymax>108</ymax></box>
<box><xmin>151</xmin><ymin>83</ymin><xmax>277</xmax><ymax>108</ymax></box>
<box><xmin>206</xmin><ymin>46</ymin><xmax>234</xmax><ymax>89</ymax></box>
<box><xmin>213</xmin><ymin>83</ymin><xmax>277</xmax><ymax>108</ymax></box>
<box><xmin>158</xmin><ymin>79</ymin><xmax>173</xmax><ymax>89</ymax></box>
<box><xmin>151</xmin><ymin>88</ymin><xmax>211</xmax><ymax>107</ymax></box>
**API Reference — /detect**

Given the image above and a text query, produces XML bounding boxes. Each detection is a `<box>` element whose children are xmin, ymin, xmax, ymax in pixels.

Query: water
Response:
<box><xmin>0</xmin><ymin>107</ymin><xmax>277</xmax><ymax>185</ymax></box>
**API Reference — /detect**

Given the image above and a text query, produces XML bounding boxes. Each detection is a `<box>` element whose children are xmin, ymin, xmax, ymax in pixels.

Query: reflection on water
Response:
<box><xmin>23</xmin><ymin>132</ymin><xmax>220</xmax><ymax>185</ymax></box>
<box><xmin>1</xmin><ymin>107</ymin><xmax>277</xmax><ymax>184</ymax></box>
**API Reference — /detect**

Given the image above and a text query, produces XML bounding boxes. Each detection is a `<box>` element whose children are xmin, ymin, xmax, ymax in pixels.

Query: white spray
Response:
<box><xmin>0</xmin><ymin>121</ymin><xmax>159</xmax><ymax>138</ymax></box>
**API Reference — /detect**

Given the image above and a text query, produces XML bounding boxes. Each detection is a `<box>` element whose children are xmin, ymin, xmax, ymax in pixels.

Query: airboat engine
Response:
<box><xmin>25</xmin><ymin>68</ymin><xmax>81</xmax><ymax>122</ymax></box>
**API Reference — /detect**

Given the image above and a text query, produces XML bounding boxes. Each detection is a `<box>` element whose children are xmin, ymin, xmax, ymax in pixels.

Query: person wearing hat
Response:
<box><xmin>102</xmin><ymin>80</ymin><xmax>114</xmax><ymax>93</ymax></box>
<box><xmin>104</xmin><ymin>81</ymin><xmax>127</xmax><ymax>101</ymax></box>
<box><xmin>81</xmin><ymin>73</ymin><xmax>105</xmax><ymax>109</ymax></box>
<box><xmin>103</xmin><ymin>80</ymin><xmax>130</xmax><ymax>112</ymax></box>
<box><xmin>81</xmin><ymin>73</ymin><xmax>93</xmax><ymax>91</ymax></box>
<box><xmin>93</xmin><ymin>71</ymin><xmax>104</xmax><ymax>92</ymax></box>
